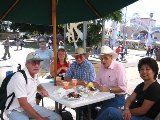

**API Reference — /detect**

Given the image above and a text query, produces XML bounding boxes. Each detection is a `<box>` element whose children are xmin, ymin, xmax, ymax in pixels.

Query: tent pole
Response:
<box><xmin>52</xmin><ymin>0</ymin><xmax>58</xmax><ymax>113</ymax></box>
<box><xmin>52</xmin><ymin>0</ymin><xmax>57</xmax><ymax>85</ymax></box>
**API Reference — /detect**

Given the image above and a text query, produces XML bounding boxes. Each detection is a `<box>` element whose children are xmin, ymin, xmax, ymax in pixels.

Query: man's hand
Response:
<box><xmin>98</xmin><ymin>85</ymin><xmax>109</xmax><ymax>92</ymax></box>
<box><xmin>37</xmin><ymin>117</ymin><xmax>49</xmax><ymax>120</ymax></box>
<box><xmin>40</xmin><ymin>89</ymin><xmax>48</xmax><ymax>97</ymax></box>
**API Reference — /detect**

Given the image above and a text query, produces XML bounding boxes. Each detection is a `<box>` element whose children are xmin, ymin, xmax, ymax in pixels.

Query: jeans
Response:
<box><xmin>96</xmin><ymin>107</ymin><xmax>153</xmax><ymax>120</ymax></box>
<box><xmin>96</xmin><ymin>94</ymin><xmax>125</xmax><ymax>118</ymax></box>
<box><xmin>7</xmin><ymin>105</ymin><xmax>62</xmax><ymax>120</ymax></box>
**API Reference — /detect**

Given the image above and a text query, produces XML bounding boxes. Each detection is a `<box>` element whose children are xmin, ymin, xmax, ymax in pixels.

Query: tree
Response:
<box><xmin>104</xmin><ymin>10</ymin><xmax>123</xmax><ymax>22</ymax></box>
<box><xmin>86</xmin><ymin>10</ymin><xmax>123</xmax><ymax>47</ymax></box>
<box><xmin>86</xmin><ymin>21</ymin><xmax>102</xmax><ymax>47</ymax></box>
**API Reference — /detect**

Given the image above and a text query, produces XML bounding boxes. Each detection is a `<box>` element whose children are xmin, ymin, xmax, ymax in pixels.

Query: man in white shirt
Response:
<box><xmin>5</xmin><ymin>52</ymin><xmax>61</xmax><ymax>120</ymax></box>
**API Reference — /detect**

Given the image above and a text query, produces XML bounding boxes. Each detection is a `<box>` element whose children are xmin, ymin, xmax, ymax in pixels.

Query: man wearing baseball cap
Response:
<box><xmin>5</xmin><ymin>52</ymin><xmax>61</xmax><ymax>120</ymax></box>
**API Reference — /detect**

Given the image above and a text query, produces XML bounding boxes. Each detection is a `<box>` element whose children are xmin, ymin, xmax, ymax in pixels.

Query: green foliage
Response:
<box><xmin>104</xmin><ymin>10</ymin><xmax>123</xmax><ymax>22</ymax></box>
<box><xmin>10</xmin><ymin>22</ymin><xmax>64</xmax><ymax>35</ymax></box>
<box><xmin>86</xmin><ymin>23</ymin><xmax>102</xmax><ymax>47</ymax></box>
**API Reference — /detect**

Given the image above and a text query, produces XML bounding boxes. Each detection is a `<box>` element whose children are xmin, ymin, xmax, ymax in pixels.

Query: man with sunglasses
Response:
<box><xmin>5</xmin><ymin>52</ymin><xmax>61</xmax><ymax>120</ymax></box>
<box><xmin>65</xmin><ymin>47</ymin><xmax>96</xmax><ymax>85</ymax></box>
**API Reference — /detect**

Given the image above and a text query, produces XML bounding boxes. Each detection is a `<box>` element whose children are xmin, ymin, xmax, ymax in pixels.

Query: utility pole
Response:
<box><xmin>83</xmin><ymin>21</ymin><xmax>87</xmax><ymax>51</ymax></box>
<box><xmin>146</xmin><ymin>13</ymin><xmax>153</xmax><ymax>47</ymax></box>
<box><xmin>64</xmin><ymin>24</ymin><xmax>67</xmax><ymax>48</ymax></box>
<box><xmin>102</xmin><ymin>19</ymin><xmax>105</xmax><ymax>46</ymax></box>
<box><xmin>123</xmin><ymin>7</ymin><xmax>127</xmax><ymax>44</ymax></box>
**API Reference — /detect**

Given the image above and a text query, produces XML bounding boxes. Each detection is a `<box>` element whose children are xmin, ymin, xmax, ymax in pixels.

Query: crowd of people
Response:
<box><xmin>1</xmin><ymin>35</ymin><xmax>160</xmax><ymax>120</ymax></box>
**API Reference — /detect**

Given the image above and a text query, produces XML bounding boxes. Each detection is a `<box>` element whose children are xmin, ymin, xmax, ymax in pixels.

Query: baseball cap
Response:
<box><xmin>26</xmin><ymin>52</ymin><xmax>43</xmax><ymax>62</ymax></box>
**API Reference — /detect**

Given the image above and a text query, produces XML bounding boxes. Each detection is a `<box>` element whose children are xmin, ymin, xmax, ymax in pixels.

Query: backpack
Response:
<box><xmin>0</xmin><ymin>70</ymin><xmax>27</xmax><ymax>119</ymax></box>
<box><xmin>158</xmin><ymin>73</ymin><xmax>160</xmax><ymax>79</ymax></box>
<box><xmin>59</xmin><ymin>106</ymin><xmax>73</xmax><ymax>120</ymax></box>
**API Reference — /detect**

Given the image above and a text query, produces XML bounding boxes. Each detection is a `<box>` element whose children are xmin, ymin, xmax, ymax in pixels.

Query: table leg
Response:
<box><xmin>87</xmin><ymin>105</ymin><xmax>91</xmax><ymax>120</ymax></box>
<box><xmin>75</xmin><ymin>108</ymin><xmax>80</xmax><ymax>120</ymax></box>
<box><xmin>55</xmin><ymin>102</ymin><xmax>59</xmax><ymax>113</ymax></box>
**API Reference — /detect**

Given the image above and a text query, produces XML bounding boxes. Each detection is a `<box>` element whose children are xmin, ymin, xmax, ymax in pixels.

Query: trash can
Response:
<box><xmin>0</xmin><ymin>65</ymin><xmax>13</xmax><ymax>87</ymax></box>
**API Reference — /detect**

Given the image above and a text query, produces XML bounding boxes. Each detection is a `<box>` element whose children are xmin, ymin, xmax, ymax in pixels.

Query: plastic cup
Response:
<box><xmin>63</xmin><ymin>82</ymin><xmax>69</xmax><ymax>90</ymax></box>
<box><xmin>72</xmin><ymin>79</ymin><xmax>77</xmax><ymax>87</ymax></box>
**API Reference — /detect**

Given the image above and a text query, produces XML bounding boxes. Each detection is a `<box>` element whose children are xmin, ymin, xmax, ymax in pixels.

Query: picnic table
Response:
<box><xmin>40</xmin><ymin>78</ymin><xmax>115</xmax><ymax>120</ymax></box>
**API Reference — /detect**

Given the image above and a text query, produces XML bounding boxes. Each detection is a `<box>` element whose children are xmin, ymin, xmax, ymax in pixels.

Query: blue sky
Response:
<box><xmin>105</xmin><ymin>0</ymin><xmax>160</xmax><ymax>28</ymax></box>
<box><xmin>127</xmin><ymin>0</ymin><xmax>160</xmax><ymax>25</ymax></box>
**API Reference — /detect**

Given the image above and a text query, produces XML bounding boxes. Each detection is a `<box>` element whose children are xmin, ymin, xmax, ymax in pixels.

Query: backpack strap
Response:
<box><xmin>5</xmin><ymin>70</ymin><xmax>27</xmax><ymax>110</ymax></box>
<box><xmin>6</xmin><ymin>92</ymin><xmax>15</xmax><ymax>110</ymax></box>
<box><xmin>18</xmin><ymin>70</ymin><xmax>27</xmax><ymax>84</ymax></box>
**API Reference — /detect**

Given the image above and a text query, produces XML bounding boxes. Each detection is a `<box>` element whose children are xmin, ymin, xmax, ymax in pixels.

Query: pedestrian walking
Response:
<box><xmin>146</xmin><ymin>46</ymin><xmax>151</xmax><ymax>57</ymax></box>
<box><xmin>19</xmin><ymin>37</ymin><xmax>25</xmax><ymax>50</ymax></box>
<box><xmin>124</xmin><ymin>44</ymin><xmax>128</xmax><ymax>55</ymax></box>
<box><xmin>14</xmin><ymin>36</ymin><xmax>20</xmax><ymax>51</ymax></box>
<box><xmin>48</xmin><ymin>37</ymin><xmax>52</xmax><ymax>49</ymax></box>
<box><xmin>2</xmin><ymin>37</ymin><xmax>11</xmax><ymax>60</ymax></box>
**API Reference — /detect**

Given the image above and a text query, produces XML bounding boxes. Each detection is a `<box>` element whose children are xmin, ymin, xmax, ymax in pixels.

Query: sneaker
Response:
<box><xmin>2</xmin><ymin>58</ymin><xmax>7</xmax><ymax>60</ymax></box>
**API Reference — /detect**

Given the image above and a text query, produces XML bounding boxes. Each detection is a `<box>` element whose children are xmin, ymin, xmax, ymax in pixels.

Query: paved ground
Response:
<box><xmin>0</xmin><ymin>41</ymin><xmax>160</xmax><ymax>120</ymax></box>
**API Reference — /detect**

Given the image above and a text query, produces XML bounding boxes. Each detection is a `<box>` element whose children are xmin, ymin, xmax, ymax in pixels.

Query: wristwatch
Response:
<box><xmin>109</xmin><ymin>88</ymin><xmax>112</xmax><ymax>93</ymax></box>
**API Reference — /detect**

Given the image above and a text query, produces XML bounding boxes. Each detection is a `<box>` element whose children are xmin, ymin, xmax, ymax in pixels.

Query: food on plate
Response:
<box><xmin>87</xmin><ymin>82</ymin><xmax>96</xmax><ymax>91</ymax></box>
<box><xmin>67</xmin><ymin>92</ymin><xmax>81</xmax><ymax>98</ymax></box>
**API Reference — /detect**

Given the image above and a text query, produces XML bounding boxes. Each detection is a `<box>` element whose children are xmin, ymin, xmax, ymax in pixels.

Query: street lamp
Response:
<box><xmin>146</xmin><ymin>13</ymin><xmax>153</xmax><ymax>47</ymax></box>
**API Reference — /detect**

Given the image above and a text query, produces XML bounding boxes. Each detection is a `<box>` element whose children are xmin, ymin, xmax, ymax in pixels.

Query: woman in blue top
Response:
<box><xmin>35</xmin><ymin>36</ymin><xmax>53</xmax><ymax>105</ymax></box>
<box><xmin>35</xmin><ymin>36</ymin><xmax>53</xmax><ymax>74</ymax></box>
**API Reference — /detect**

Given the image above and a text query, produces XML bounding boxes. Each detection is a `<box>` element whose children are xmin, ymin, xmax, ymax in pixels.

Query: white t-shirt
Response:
<box><xmin>35</xmin><ymin>48</ymin><xmax>53</xmax><ymax>73</ymax></box>
<box><xmin>5</xmin><ymin>68</ymin><xmax>40</xmax><ymax>114</ymax></box>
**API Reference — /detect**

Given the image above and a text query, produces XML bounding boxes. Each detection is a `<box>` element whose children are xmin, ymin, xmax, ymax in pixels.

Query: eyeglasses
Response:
<box><xmin>39</xmin><ymin>41</ymin><xmax>46</xmax><ymax>43</ymax></box>
<box><xmin>75</xmin><ymin>54</ymin><xmax>83</xmax><ymax>59</ymax></box>
<box><xmin>100</xmin><ymin>55</ymin><xmax>112</xmax><ymax>61</ymax></box>
<box><xmin>30</xmin><ymin>61</ymin><xmax>41</xmax><ymax>66</ymax></box>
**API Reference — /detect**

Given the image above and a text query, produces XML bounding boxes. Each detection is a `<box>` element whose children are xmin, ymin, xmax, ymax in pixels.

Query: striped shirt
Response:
<box><xmin>65</xmin><ymin>60</ymin><xmax>96</xmax><ymax>82</ymax></box>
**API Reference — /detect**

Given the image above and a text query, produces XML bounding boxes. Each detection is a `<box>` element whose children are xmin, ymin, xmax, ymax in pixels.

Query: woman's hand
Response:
<box><xmin>56</xmin><ymin>80</ymin><xmax>63</xmax><ymax>86</ymax></box>
<box><xmin>60</xmin><ymin>66</ymin><xmax>67</xmax><ymax>71</ymax></box>
<box><xmin>123</xmin><ymin>109</ymin><xmax>132</xmax><ymax>120</ymax></box>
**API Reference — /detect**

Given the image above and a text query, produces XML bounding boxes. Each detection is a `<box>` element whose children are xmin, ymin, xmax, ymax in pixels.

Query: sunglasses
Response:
<box><xmin>30</xmin><ymin>61</ymin><xmax>41</xmax><ymax>66</ymax></box>
<box><xmin>75</xmin><ymin>54</ymin><xmax>83</xmax><ymax>59</ymax></box>
<box><xmin>39</xmin><ymin>41</ymin><xmax>46</xmax><ymax>43</ymax></box>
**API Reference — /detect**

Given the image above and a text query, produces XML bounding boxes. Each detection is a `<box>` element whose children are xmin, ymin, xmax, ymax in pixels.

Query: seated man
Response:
<box><xmin>96</xmin><ymin>57</ymin><xmax>160</xmax><ymax>120</ymax></box>
<box><xmin>64</xmin><ymin>47</ymin><xmax>96</xmax><ymax>118</ymax></box>
<box><xmin>5</xmin><ymin>52</ymin><xmax>61</xmax><ymax>120</ymax></box>
<box><xmin>65</xmin><ymin>47</ymin><xmax>96</xmax><ymax>85</ymax></box>
<box><xmin>94</xmin><ymin>46</ymin><xmax>127</xmax><ymax>119</ymax></box>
